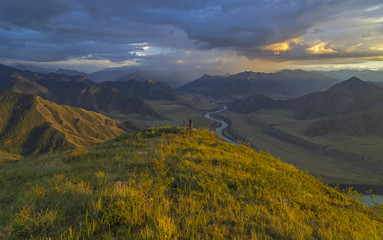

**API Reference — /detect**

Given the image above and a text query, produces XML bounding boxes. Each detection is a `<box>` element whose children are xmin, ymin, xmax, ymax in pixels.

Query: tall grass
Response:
<box><xmin>0</xmin><ymin>127</ymin><xmax>382</xmax><ymax>239</ymax></box>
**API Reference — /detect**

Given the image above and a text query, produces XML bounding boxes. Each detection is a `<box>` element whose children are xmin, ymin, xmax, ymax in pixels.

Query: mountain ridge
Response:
<box><xmin>290</xmin><ymin>76</ymin><xmax>383</xmax><ymax>119</ymax></box>
<box><xmin>179</xmin><ymin>69</ymin><xmax>340</xmax><ymax>99</ymax></box>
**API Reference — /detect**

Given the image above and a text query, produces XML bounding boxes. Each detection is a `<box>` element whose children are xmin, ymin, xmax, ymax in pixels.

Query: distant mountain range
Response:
<box><xmin>53</xmin><ymin>68</ymin><xmax>91</xmax><ymax>78</ymax></box>
<box><xmin>0</xmin><ymin>64</ymin><xmax>173</xmax><ymax>119</ymax></box>
<box><xmin>0</xmin><ymin>89</ymin><xmax>125</xmax><ymax>154</ymax></box>
<box><xmin>115</xmin><ymin>70</ymin><xmax>189</xmax><ymax>87</ymax></box>
<box><xmin>90</xmin><ymin>69</ymin><xmax>190</xmax><ymax>86</ymax></box>
<box><xmin>12</xmin><ymin>64</ymin><xmax>54</xmax><ymax>74</ymax></box>
<box><xmin>100</xmin><ymin>79</ymin><xmax>178</xmax><ymax>101</ymax></box>
<box><xmin>229</xmin><ymin>77</ymin><xmax>383</xmax><ymax>137</ymax></box>
<box><xmin>12</xmin><ymin>64</ymin><xmax>190</xmax><ymax>87</ymax></box>
<box><xmin>316</xmin><ymin>69</ymin><xmax>383</xmax><ymax>82</ymax></box>
<box><xmin>179</xmin><ymin>69</ymin><xmax>341</xmax><ymax>99</ymax></box>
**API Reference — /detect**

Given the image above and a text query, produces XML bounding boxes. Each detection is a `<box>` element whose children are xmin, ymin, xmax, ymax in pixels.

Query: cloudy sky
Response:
<box><xmin>1</xmin><ymin>0</ymin><xmax>383</xmax><ymax>74</ymax></box>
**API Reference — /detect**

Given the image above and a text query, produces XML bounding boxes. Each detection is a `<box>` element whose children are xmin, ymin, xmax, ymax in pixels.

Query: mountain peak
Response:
<box><xmin>347</xmin><ymin>76</ymin><xmax>363</xmax><ymax>82</ymax></box>
<box><xmin>332</xmin><ymin>76</ymin><xmax>368</xmax><ymax>89</ymax></box>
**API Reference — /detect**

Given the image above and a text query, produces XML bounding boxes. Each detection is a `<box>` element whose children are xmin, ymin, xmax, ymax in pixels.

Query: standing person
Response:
<box><xmin>189</xmin><ymin>117</ymin><xmax>193</xmax><ymax>130</ymax></box>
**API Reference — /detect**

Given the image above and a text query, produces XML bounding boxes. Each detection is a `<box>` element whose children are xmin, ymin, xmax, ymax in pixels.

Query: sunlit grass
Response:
<box><xmin>0</xmin><ymin>127</ymin><xmax>382</xmax><ymax>239</ymax></box>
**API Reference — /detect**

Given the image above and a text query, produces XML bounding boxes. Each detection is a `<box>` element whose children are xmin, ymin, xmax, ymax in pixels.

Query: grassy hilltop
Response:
<box><xmin>0</xmin><ymin>127</ymin><xmax>382</xmax><ymax>239</ymax></box>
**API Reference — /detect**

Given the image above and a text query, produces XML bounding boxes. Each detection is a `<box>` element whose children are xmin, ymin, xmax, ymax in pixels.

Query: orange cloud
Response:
<box><xmin>306</xmin><ymin>40</ymin><xmax>337</xmax><ymax>55</ymax></box>
<box><xmin>262</xmin><ymin>42</ymin><xmax>290</xmax><ymax>54</ymax></box>
<box><xmin>262</xmin><ymin>38</ymin><xmax>303</xmax><ymax>55</ymax></box>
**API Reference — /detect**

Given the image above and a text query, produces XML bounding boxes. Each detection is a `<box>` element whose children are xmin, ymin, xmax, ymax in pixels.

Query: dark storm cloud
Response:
<box><xmin>0</xmin><ymin>0</ymin><xmax>69</xmax><ymax>30</ymax></box>
<box><xmin>0</xmin><ymin>0</ymin><xmax>382</xmax><ymax>64</ymax></box>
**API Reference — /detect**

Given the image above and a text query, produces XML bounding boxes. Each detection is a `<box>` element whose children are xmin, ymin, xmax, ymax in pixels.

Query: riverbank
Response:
<box><xmin>204</xmin><ymin>103</ymin><xmax>237</xmax><ymax>145</ymax></box>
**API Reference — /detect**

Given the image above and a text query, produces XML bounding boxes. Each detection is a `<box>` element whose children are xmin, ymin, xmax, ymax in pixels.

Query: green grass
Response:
<box><xmin>0</xmin><ymin>127</ymin><xmax>382</xmax><ymax>239</ymax></box>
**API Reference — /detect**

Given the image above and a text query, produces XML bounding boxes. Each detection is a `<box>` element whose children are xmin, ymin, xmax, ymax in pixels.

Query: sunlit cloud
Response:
<box><xmin>306</xmin><ymin>40</ymin><xmax>337</xmax><ymax>55</ymax></box>
<box><xmin>262</xmin><ymin>39</ymin><xmax>303</xmax><ymax>55</ymax></box>
<box><xmin>293</xmin><ymin>60</ymin><xmax>383</xmax><ymax>71</ymax></box>
<box><xmin>8</xmin><ymin>58</ymin><xmax>141</xmax><ymax>73</ymax></box>
<box><xmin>364</xmin><ymin>4</ymin><xmax>383</xmax><ymax>12</ymax></box>
<box><xmin>370</xmin><ymin>46</ymin><xmax>383</xmax><ymax>51</ymax></box>
<box><xmin>262</xmin><ymin>42</ymin><xmax>290</xmax><ymax>55</ymax></box>
<box><xmin>130</xmin><ymin>43</ymin><xmax>174</xmax><ymax>57</ymax></box>
<box><xmin>345</xmin><ymin>43</ymin><xmax>363</xmax><ymax>53</ymax></box>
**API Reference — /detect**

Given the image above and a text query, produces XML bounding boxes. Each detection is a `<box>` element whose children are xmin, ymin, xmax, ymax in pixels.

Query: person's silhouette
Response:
<box><xmin>189</xmin><ymin>117</ymin><xmax>193</xmax><ymax>129</ymax></box>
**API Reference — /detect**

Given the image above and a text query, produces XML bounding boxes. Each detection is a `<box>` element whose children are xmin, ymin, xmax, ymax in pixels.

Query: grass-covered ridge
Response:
<box><xmin>0</xmin><ymin>127</ymin><xmax>382</xmax><ymax>239</ymax></box>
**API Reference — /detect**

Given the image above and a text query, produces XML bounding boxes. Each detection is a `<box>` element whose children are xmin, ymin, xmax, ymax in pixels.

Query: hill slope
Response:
<box><xmin>0</xmin><ymin>89</ymin><xmax>125</xmax><ymax>154</ymax></box>
<box><xmin>228</xmin><ymin>95</ymin><xmax>283</xmax><ymax>114</ymax></box>
<box><xmin>305</xmin><ymin>108</ymin><xmax>383</xmax><ymax>137</ymax></box>
<box><xmin>0</xmin><ymin>127</ymin><xmax>382</xmax><ymax>239</ymax></box>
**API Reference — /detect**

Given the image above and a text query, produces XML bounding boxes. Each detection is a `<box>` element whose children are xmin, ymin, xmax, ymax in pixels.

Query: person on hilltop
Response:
<box><xmin>189</xmin><ymin>117</ymin><xmax>193</xmax><ymax>130</ymax></box>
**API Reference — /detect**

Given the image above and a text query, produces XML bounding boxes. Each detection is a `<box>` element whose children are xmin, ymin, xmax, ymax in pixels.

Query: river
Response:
<box><xmin>204</xmin><ymin>102</ymin><xmax>237</xmax><ymax>145</ymax></box>
<box><xmin>362</xmin><ymin>194</ymin><xmax>383</xmax><ymax>206</ymax></box>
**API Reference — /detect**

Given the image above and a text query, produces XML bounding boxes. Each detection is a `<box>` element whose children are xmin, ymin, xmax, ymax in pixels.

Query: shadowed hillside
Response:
<box><xmin>289</xmin><ymin>77</ymin><xmax>383</xmax><ymax>120</ymax></box>
<box><xmin>116</xmin><ymin>70</ymin><xmax>188</xmax><ymax>87</ymax></box>
<box><xmin>228</xmin><ymin>95</ymin><xmax>283</xmax><ymax>114</ymax></box>
<box><xmin>0</xmin><ymin>127</ymin><xmax>381</xmax><ymax>239</ymax></box>
<box><xmin>305</xmin><ymin>108</ymin><xmax>383</xmax><ymax>137</ymax></box>
<box><xmin>0</xmin><ymin>89</ymin><xmax>125</xmax><ymax>154</ymax></box>
<box><xmin>100</xmin><ymin>79</ymin><xmax>178</xmax><ymax>101</ymax></box>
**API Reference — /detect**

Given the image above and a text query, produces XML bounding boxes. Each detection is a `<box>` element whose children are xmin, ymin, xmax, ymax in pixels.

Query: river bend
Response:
<box><xmin>204</xmin><ymin>103</ymin><xmax>237</xmax><ymax>145</ymax></box>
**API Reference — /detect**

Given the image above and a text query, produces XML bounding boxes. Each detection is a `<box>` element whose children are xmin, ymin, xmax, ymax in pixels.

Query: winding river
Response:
<box><xmin>204</xmin><ymin>102</ymin><xmax>238</xmax><ymax>145</ymax></box>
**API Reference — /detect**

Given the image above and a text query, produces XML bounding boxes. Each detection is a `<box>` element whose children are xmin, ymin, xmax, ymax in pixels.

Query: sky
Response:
<box><xmin>1</xmin><ymin>0</ymin><xmax>383</xmax><ymax>75</ymax></box>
